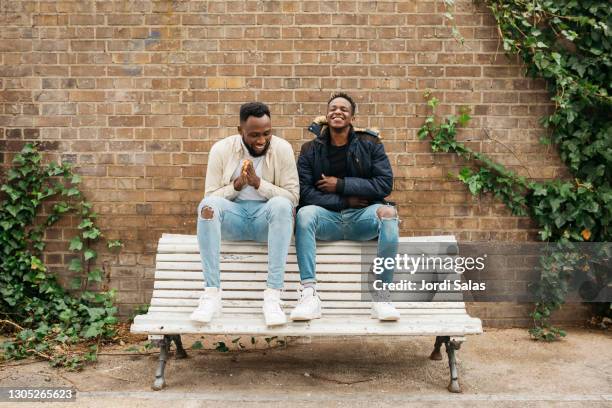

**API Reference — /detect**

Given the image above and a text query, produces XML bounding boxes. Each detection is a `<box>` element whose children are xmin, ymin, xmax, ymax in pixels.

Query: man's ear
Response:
<box><xmin>237</xmin><ymin>125</ymin><xmax>242</xmax><ymax>135</ymax></box>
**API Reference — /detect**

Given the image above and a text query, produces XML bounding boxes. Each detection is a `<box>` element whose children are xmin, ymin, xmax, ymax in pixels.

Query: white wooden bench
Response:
<box><xmin>131</xmin><ymin>233</ymin><xmax>482</xmax><ymax>392</ymax></box>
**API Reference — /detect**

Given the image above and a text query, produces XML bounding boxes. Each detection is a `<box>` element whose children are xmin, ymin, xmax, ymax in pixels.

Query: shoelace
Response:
<box><xmin>297</xmin><ymin>287</ymin><xmax>315</xmax><ymax>301</ymax></box>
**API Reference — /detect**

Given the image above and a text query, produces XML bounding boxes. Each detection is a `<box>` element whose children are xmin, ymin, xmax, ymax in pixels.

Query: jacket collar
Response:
<box><xmin>315</xmin><ymin>126</ymin><xmax>355</xmax><ymax>146</ymax></box>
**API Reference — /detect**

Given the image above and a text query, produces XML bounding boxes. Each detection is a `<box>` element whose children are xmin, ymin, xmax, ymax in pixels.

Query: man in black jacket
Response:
<box><xmin>290</xmin><ymin>92</ymin><xmax>401</xmax><ymax>321</ymax></box>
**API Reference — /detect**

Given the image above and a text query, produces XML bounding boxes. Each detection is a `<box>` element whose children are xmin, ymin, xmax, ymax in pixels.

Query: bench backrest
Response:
<box><xmin>150</xmin><ymin>234</ymin><xmax>465</xmax><ymax>314</ymax></box>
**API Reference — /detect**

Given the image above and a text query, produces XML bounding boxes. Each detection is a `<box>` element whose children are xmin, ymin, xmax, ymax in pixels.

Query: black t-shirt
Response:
<box><xmin>327</xmin><ymin>143</ymin><xmax>348</xmax><ymax>178</ymax></box>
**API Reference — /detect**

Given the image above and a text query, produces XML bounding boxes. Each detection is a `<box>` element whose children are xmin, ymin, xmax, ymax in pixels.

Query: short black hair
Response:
<box><xmin>239</xmin><ymin>102</ymin><xmax>271</xmax><ymax>123</ymax></box>
<box><xmin>328</xmin><ymin>92</ymin><xmax>356</xmax><ymax>115</ymax></box>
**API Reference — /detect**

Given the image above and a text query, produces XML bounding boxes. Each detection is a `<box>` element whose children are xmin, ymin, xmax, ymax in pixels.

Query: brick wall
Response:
<box><xmin>0</xmin><ymin>0</ymin><xmax>587</xmax><ymax>326</ymax></box>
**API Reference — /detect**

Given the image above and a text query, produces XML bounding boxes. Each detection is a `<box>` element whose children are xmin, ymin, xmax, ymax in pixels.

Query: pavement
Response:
<box><xmin>0</xmin><ymin>328</ymin><xmax>610</xmax><ymax>407</ymax></box>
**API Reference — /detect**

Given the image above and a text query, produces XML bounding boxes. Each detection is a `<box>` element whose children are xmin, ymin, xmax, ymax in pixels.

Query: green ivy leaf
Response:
<box><xmin>53</xmin><ymin>202</ymin><xmax>71</xmax><ymax>214</ymax></box>
<box><xmin>69</xmin><ymin>237</ymin><xmax>83</xmax><ymax>251</ymax></box>
<box><xmin>30</xmin><ymin>256</ymin><xmax>46</xmax><ymax>272</ymax></box>
<box><xmin>459</xmin><ymin>167</ymin><xmax>471</xmax><ymax>178</ymax></box>
<box><xmin>417</xmin><ymin>126</ymin><xmax>429</xmax><ymax>140</ymax></box>
<box><xmin>83</xmin><ymin>228</ymin><xmax>101</xmax><ymax>240</ymax></box>
<box><xmin>83</xmin><ymin>325</ymin><xmax>102</xmax><ymax>339</ymax></box>
<box><xmin>84</xmin><ymin>249</ymin><xmax>96</xmax><ymax>261</ymax></box>
<box><xmin>87</xmin><ymin>268</ymin><xmax>103</xmax><ymax>283</ymax></box>
<box><xmin>64</xmin><ymin>187</ymin><xmax>81</xmax><ymax>197</ymax></box>
<box><xmin>68</xmin><ymin>258</ymin><xmax>83</xmax><ymax>272</ymax></box>
<box><xmin>70</xmin><ymin>277</ymin><xmax>82</xmax><ymax>289</ymax></box>
<box><xmin>532</xmin><ymin>185</ymin><xmax>548</xmax><ymax>196</ymax></box>
<box><xmin>78</xmin><ymin>219</ymin><xmax>94</xmax><ymax>230</ymax></box>
<box><xmin>6</xmin><ymin>205</ymin><xmax>19</xmax><ymax>218</ymax></box>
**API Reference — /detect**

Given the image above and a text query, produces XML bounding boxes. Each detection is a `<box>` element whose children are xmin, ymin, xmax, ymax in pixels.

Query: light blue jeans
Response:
<box><xmin>197</xmin><ymin>196</ymin><xmax>294</xmax><ymax>290</ymax></box>
<box><xmin>295</xmin><ymin>204</ymin><xmax>399</xmax><ymax>286</ymax></box>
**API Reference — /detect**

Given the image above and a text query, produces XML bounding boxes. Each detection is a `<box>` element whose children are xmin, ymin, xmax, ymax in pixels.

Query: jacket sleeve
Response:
<box><xmin>298</xmin><ymin>142</ymin><xmax>346</xmax><ymax>211</ymax></box>
<box><xmin>341</xmin><ymin>142</ymin><xmax>393</xmax><ymax>199</ymax></box>
<box><xmin>204</xmin><ymin>141</ymin><xmax>240</xmax><ymax>200</ymax></box>
<box><xmin>256</xmin><ymin>140</ymin><xmax>300</xmax><ymax>206</ymax></box>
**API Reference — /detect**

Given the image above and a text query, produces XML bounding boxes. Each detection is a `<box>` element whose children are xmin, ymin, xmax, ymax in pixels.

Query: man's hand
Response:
<box><xmin>233</xmin><ymin>174</ymin><xmax>247</xmax><ymax>191</ymax></box>
<box><xmin>346</xmin><ymin>196</ymin><xmax>369</xmax><ymax>208</ymax></box>
<box><xmin>243</xmin><ymin>161</ymin><xmax>261</xmax><ymax>189</ymax></box>
<box><xmin>315</xmin><ymin>174</ymin><xmax>339</xmax><ymax>193</ymax></box>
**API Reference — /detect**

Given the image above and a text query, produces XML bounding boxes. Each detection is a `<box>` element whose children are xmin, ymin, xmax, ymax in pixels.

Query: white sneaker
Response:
<box><xmin>290</xmin><ymin>287</ymin><xmax>322</xmax><ymax>321</ymax></box>
<box><xmin>263</xmin><ymin>288</ymin><xmax>287</xmax><ymax>326</ymax></box>
<box><xmin>190</xmin><ymin>287</ymin><xmax>222</xmax><ymax>323</ymax></box>
<box><xmin>371</xmin><ymin>302</ymin><xmax>400</xmax><ymax>321</ymax></box>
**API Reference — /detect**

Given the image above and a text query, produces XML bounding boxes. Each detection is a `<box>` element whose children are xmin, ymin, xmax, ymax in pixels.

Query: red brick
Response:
<box><xmin>107</xmin><ymin>14</ymin><xmax>144</xmax><ymax>25</ymax></box>
<box><xmin>295</xmin><ymin>65</ymin><xmax>330</xmax><ymax>77</ymax></box>
<box><xmin>69</xmin><ymin>91</ymin><xmax>105</xmax><ymax>101</ymax></box>
<box><xmin>182</xmin><ymin>116</ymin><xmax>219</xmax><ymax>127</ymax></box>
<box><xmin>256</xmin><ymin>65</ymin><xmax>293</xmax><ymax>76</ymax></box>
<box><xmin>108</xmin><ymin>116</ymin><xmax>143</xmax><ymax>127</ymax></box>
<box><xmin>71</xmin><ymin>40</ymin><xmax>105</xmax><ymax>51</ymax></box>
<box><xmin>446</xmin><ymin>66</ymin><xmax>482</xmax><ymax>77</ymax></box>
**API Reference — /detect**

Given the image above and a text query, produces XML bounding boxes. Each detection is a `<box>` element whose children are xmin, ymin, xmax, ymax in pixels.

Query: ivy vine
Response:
<box><xmin>0</xmin><ymin>143</ymin><xmax>120</xmax><ymax>368</ymax></box>
<box><xmin>421</xmin><ymin>0</ymin><xmax>611</xmax><ymax>340</ymax></box>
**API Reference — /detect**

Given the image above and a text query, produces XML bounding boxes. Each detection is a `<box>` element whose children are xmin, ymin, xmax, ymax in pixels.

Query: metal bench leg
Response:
<box><xmin>429</xmin><ymin>336</ymin><xmax>445</xmax><ymax>360</ymax></box>
<box><xmin>171</xmin><ymin>335</ymin><xmax>188</xmax><ymax>359</ymax></box>
<box><xmin>152</xmin><ymin>335</ymin><xmax>170</xmax><ymax>391</ymax></box>
<box><xmin>444</xmin><ymin>338</ymin><xmax>462</xmax><ymax>393</ymax></box>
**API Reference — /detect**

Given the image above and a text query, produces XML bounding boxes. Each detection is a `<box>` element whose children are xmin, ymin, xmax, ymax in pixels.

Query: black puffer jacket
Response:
<box><xmin>297</xmin><ymin>124</ymin><xmax>394</xmax><ymax>211</ymax></box>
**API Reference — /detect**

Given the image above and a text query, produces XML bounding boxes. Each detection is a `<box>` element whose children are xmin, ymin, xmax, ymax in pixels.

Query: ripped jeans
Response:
<box><xmin>295</xmin><ymin>204</ymin><xmax>399</xmax><ymax>291</ymax></box>
<box><xmin>197</xmin><ymin>196</ymin><xmax>294</xmax><ymax>290</ymax></box>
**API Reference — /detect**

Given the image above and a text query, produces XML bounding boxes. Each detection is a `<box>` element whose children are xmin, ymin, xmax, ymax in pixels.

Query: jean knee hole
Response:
<box><xmin>376</xmin><ymin>208</ymin><xmax>395</xmax><ymax>217</ymax></box>
<box><xmin>199</xmin><ymin>206</ymin><xmax>215</xmax><ymax>221</ymax></box>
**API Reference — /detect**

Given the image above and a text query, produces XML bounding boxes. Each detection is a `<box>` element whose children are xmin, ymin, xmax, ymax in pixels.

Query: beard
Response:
<box><xmin>243</xmin><ymin>138</ymin><xmax>270</xmax><ymax>157</ymax></box>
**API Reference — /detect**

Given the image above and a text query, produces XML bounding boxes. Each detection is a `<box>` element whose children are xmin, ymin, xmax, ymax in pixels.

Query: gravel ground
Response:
<box><xmin>0</xmin><ymin>327</ymin><xmax>610</xmax><ymax>407</ymax></box>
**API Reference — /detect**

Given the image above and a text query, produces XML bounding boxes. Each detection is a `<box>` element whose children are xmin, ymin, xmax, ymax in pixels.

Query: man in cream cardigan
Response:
<box><xmin>191</xmin><ymin>102</ymin><xmax>299</xmax><ymax>326</ymax></box>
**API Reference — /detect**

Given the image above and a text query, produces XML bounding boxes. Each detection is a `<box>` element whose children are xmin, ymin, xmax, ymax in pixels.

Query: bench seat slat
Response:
<box><xmin>153</xmin><ymin>290</ymin><xmax>459</xmax><ymax>302</ymax></box>
<box><xmin>154</xmin><ymin>271</ymin><xmax>363</xmax><ymax>281</ymax></box>
<box><xmin>149</xmin><ymin>291</ymin><xmax>467</xmax><ymax>307</ymax></box>
<box><xmin>146</xmin><ymin>290</ymin><xmax>465</xmax><ymax>309</ymax></box>
<box><xmin>157</xmin><ymin>263</ymin><xmax>366</xmax><ymax>273</ymax></box>
<box><xmin>149</xmin><ymin>289</ymin><xmax>461</xmax><ymax>301</ymax></box>
<box><xmin>147</xmin><ymin>306</ymin><xmax>469</xmax><ymax>315</ymax></box>
<box><xmin>159</xmin><ymin>234</ymin><xmax>458</xmax><ymax>244</ymax></box>
<box><xmin>157</xmin><ymin>237</ymin><xmax>456</xmax><ymax>255</ymax></box>
<box><xmin>131</xmin><ymin>313</ymin><xmax>481</xmax><ymax>336</ymax></box>
<box><xmin>158</xmin><ymin>244</ymin><xmax>370</xmax><ymax>254</ymax></box>
<box><xmin>154</xmin><ymin>271</ymin><xmax>457</xmax><ymax>281</ymax></box>
<box><xmin>153</xmin><ymin>280</ymin><xmax>462</xmax><ymax>293</ymax></box>
<box><xmin>157</xmin><ymin>254</ymin><xmax>367</xmax><ymax>263</ymax></box>
<box><xmin>155</xmin><ymin>262</ymin><xmax>457</xmax><ymax>273</ymax></box>
<box><xmin>157</xmin><ymin>245</ymin><xmax>453</xmax><ymax>255</ymax></box>
<box><xmin>151</xmin><ymin>296</ymin><xmax>464</xmax><ymax>309</ymax></box>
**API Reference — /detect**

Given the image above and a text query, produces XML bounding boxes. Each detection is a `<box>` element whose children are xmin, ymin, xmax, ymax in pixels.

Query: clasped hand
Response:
<box><xmin>315</xmin><ymin>173</ymin><xmax>338</xmax><ymax>193</ymax></box>
<box><xmin>233</xmin><ymin>161</ymin><xmax>260</xmax><ymax>190</ymax></box>
<box><xmin>316</xmin><ymin>174</ymin><xmax>369</xmax><ymax>208</ymax></box>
